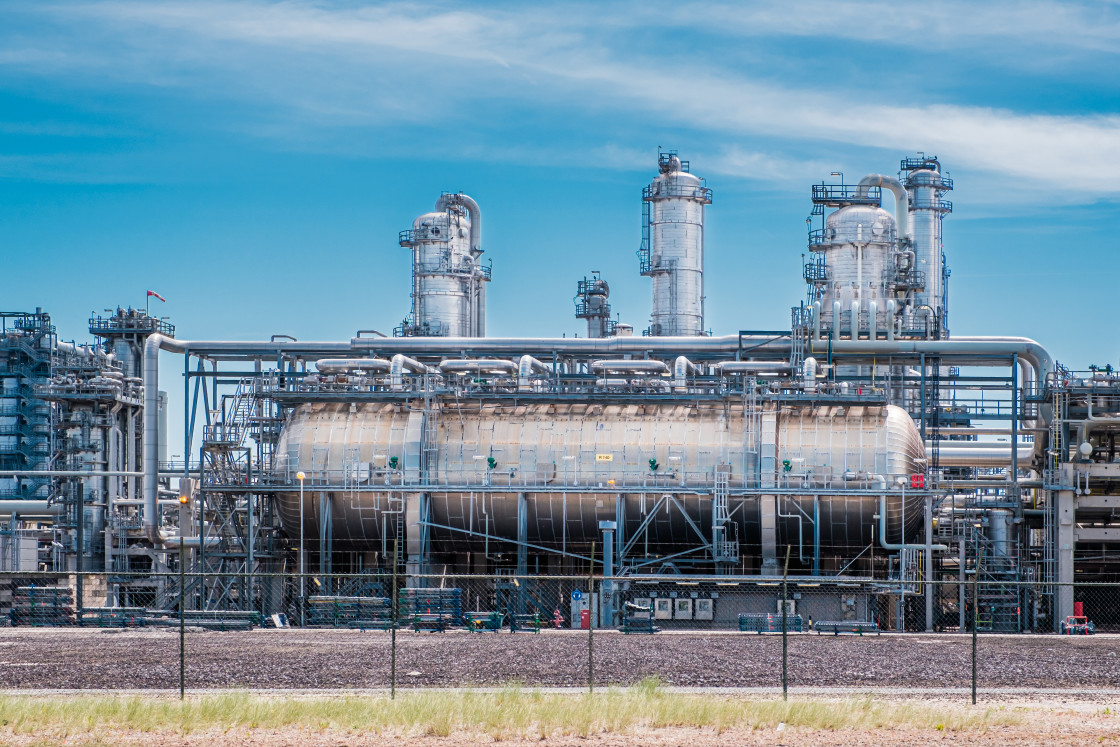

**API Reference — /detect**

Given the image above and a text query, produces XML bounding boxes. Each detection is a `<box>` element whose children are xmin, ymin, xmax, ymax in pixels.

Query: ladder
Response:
<box><xmin>711</xmin><ymin>465</ymin><xmax>738</xmax><ymax>565</ymax></box>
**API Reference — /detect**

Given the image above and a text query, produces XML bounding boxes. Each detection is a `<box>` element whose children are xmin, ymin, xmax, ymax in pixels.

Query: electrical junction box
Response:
<box><xmin>570</xmin><ymin>596</ymin><xmax>589</xmax><ymax>629</ymax></box>
<box><xmin>675</xmin><ymin>598</ymin><xmax>693</xmax><ymax>619</ymax></box>
<box><xmin>694</xmin><ymin>598</ymin><xmax>714</xmax><ymax>620</ymax></box>
<box><xmin>653</xmin><ymin>598</ymin><xmax>673</xmax><ymax>620</ymax></box>
<box><xmin>778</xmin><ymin>599</ymin><xmax>796</xmax><ymax>616</ymax></box>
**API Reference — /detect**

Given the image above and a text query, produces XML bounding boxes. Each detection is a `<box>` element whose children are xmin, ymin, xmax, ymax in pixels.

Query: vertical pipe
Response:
<box><xmin>1011</xmin><ymin>354</ymin><xmax>1019</xmax><ymax>480</ymax></box>
<box><xmin>297</xmin><ymin>472</ymin><xmax>305</xmax><ymax>626</ymax></box>
<box><xmin>812</xmin><ymin>495</ymin><xmax>820</xmax><ymax>576</ymax></box>
<box><xmin>588</xmin><ymin>540</ymin><xmax>595</xmax><ymax>694</ymax></box>
<box><xmin>75</xmin><ymin>481</ymin><xmax>83</xmax><ymax>625</ymax></box>
<box><xmin>925</xmin><ymin>494</ymin><xmax>934</xmax><ymax>632</ymax></box>
<box><xmin>959</xmin><ymin>540</ymin><xmax>966</xmax><ymax>632</ymax></box>
<box><xmin>919</xmin><ymin>353</ymin><xmax>927</xmax><ymax>442</ymax></box>
<box><xmin>601</xmin><ymin>522</ymin><xmax>615</xmax><ymax>628</ymax></box>
<box><xmin>179</xmin><ymin>528</ymin><xmax>186</xmax><ymax>700</ymax></box>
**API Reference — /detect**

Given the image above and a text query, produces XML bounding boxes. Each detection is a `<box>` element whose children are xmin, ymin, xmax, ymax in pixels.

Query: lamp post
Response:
<box><xmin>296</xmin><ymin>471</ymin><xmax>306</xmax><ymax>627</ymax></box>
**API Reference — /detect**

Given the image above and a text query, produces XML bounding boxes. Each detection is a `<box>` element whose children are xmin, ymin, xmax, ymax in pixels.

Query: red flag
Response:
<box><xmin>147</xmin><ymin>290</ymin><xmax>166</xmax><ymax>303</ymax></box>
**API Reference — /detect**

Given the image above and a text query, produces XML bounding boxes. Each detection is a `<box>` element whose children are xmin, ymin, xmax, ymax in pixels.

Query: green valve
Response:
<box><xmin>648</xmin><ymin>458</ymin><xmax>659</xmax><ymax>471</ymax></box>
<box><xmin>487</xmin><ymin>456</ymin><xmax>497</xmax><ymax>470</ymax></box>
<box><xmin>388</xmin><ymin>456</ymin><xmax>398</xmax><ymax>470</ymax></box>
<box><xmin>782</xmin><ymin>459</ymin><xmax>792</xmax><ymax>472</ymax></box>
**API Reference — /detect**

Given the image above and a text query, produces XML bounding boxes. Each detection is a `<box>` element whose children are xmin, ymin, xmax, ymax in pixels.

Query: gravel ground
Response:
<box><xmin>0</xmin><ymin>628</ymin><xmax>1118</xmax><ymax>690</ymax></box>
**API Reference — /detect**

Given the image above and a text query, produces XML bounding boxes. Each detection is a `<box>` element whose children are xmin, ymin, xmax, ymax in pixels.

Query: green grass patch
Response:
<box><xmin>0</xmin><ymin>683</ymin><xmax>1021</xmax><ymax>741</ymax></box>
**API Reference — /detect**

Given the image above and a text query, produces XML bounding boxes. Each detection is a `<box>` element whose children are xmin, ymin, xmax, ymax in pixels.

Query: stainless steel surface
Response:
<box><xmin>817</xmin><ymin>203</ymin><xmax>897</xmax><ymax>336</ymax></box>
<box><xmin>272</xmin><ymin>401</ymin><xmax>927</xmax><ymax>554</ymax></box>
<box><xmin>399</xmin><ymin>194</ymin><xmax>489</xmax><ymax>337</ymax></box>
<box><xmin>905</xmin><ymin>164</ymin><xmax>952</xmax><ymax>336</ymax></box>
<box><xmin>645</xmin><ymin>154</ymin><xmax>711</xmax><ymax>336</ymax></box>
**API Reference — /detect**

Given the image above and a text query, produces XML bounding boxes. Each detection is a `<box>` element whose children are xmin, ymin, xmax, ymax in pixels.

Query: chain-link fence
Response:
<box><xmin>0</xmin><ymin>570</ymin><xmax>1116</xmax><ymax>700</ymax></box>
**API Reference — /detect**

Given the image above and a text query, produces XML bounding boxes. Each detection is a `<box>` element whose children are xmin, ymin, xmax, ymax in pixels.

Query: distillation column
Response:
<box><xmin>574</xmin><ymin>272</ymin><xmax>613</xmax><ymax>338</ymax></box>
<box><xmin>902</xmin><ymin>157</ymin><xmax>952</xmax><ymax>338</ymax></box>
<box><xmin>641</xmin><ymin>153</ymin><xmax>712</xmax><ymax>336</ymax></box>
<box><xmin>398</xmin><ymin>193</ymin><xmax>489</xmax><ymax>337</ymax></box>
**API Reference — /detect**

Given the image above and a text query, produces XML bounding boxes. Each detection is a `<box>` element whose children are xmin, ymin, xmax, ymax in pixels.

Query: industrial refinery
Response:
<box><xmin>2</xmin><ymin>150</ymin><xmax>1117</xmax><ymax>633</ymax></box>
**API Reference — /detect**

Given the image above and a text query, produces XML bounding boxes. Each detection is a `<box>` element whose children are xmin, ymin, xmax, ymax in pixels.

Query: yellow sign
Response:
<box><xmin>595</xmin><ymin>454</ymin><xmax>613</xmax><ymax>462</ymax></box>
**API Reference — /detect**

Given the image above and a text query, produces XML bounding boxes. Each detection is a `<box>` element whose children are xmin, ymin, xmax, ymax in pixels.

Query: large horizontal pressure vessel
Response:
<box><xmin>274</xmin><ymin>401</ymin><xmax>926</xmax><ymax>555</ymax></box>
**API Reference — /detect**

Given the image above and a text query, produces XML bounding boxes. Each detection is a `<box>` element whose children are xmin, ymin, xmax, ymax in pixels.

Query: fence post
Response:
<box><xmin>971</xmin><ymin>557</ymin><xmax>980</xmax><ymax>705</ymax></box>
<box><xmin>179</xmin><ymin>548</ymin><xmax>185</xmax><ymax>700</ymax></box>
<box><xmin>782</xmin><ymin>545</ymin><xmax>790</xmax><ymax>701</ymax></box>
<box><xmin>391</xmin><ymin>538</ymin><xmax>398</xmax><ymax>700</ymax></box>
<box><xmin>588</xmin><ymin>540</ymin><xmax>595</xmax><ymax>694</ymax></box>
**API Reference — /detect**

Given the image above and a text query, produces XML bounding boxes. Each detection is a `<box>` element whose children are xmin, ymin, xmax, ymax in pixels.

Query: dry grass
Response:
<box><xmin>0</xmin><ymin>679</ymin><xmax>1021</xmax><ymax>742</ymax></box>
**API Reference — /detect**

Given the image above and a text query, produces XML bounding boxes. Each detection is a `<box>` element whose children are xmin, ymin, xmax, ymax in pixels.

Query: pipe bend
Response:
<box><xmin>855</xmin><ymin>174</ymin><xmax>910</xmax><ymax>240</ymax></box>
<box><xmin>435</xmin><ymin>193</ymin><xmax>481</xmax><ymax>254</ymax></box>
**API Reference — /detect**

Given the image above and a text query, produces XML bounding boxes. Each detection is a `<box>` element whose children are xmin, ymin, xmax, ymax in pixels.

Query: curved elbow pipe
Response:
<box><xmin>803</xmin><ymin>357</ymin><xmax>818</xmax><ymax>392</ymax></box>
<box><xmin>435</xmin><ymin>193</ymin><xmax>481</xmax><ymax>254</ymax></box>
<box><xmin>517</xmin><ymin>355</ymin><xmax>550</xmax><ymax>391</ymax></box>
<box><xmin>673</xmin><ymin>356</ymin><xmax>697</xmax><ymax>387</ymax></box>
<box><xmin>143</xmin><ymin>333</ymin><xmax>188</xmax><ymax>544</ymax></box>
<box><xmin>878</xmin><ymin>494</ymin><xmax>948</xmax><ymax>552</ymax></box>
<box><xmin>856</xmin><ymin>174</ymin><xmax>910</xmax><ymax>241</ymax></box>
<box><xmin>391</xmin><ymin>353</ymin><xmax>426</xmax><ymax>390</ymax></box>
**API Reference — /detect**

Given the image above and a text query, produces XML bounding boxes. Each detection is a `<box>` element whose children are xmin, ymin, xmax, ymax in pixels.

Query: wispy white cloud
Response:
<box><xmin>5</xmin><ymin>1</ymin><xmax>1120</xmax><ymax>199</ymax></box>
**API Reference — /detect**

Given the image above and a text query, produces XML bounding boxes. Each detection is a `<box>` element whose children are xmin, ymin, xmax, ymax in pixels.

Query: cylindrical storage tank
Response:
<box><xmin>904</xmin><ymin>164</ymin><xmax>951</xmax><ymax>337</ymax></box>
<box><xmin>644</xmin><ymin>154</ymin><xmax>711</xmax><ymax>336</ymax></box>
<box><xmin>819</xmin><ymin>204</ymin><xmax>896</xmax><ymax>336</ymax></box>
<box><xmin>273</xmin><ymin>401</ymin><xmax>926</xmax><ymax>561</ymax></box>
<box><xmin>401</xmin><ymin>208</ymin><xmax>477</xmax><ymax>337</ymax></box>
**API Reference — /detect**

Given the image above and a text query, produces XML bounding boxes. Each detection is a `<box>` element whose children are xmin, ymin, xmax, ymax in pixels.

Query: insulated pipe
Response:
<box><xmin>162</xmin><ymin>536</ymin><xmax>222</xmax><ymax>549</ymax></box>
<box><xmin>930</xmin><ymin>443</ymin><xmax>1035</xmax><ymax>468</ymax></box>
<box><xmin>438</xmin><ymin>359</ymin><xmax>519</xmax><ymax>375</ymax></box>
<box><xmin>802</xmin><ymin>357</ymin><xmax>818</xmax><ymax>392</ymax></box>
<box><xmin>0</xmin><ymin>501</ymin><xmax>61</xmax><ymax>518</ymax></box>
<box><xmin>143</xmin><ymin>334</ymin><xmax>354</xmax><ymax>544</ymax></box>
<box><xmin>352</xmin><ymin>333</ymin><xmax>789</xmax><ymax>358</ymax></box>
<box><xmin>517</xmin><ymin>355</ymin><xmax>550</xmax><ymax>391</ymax></box>
<box><xmin>810</xmin><ymin>336</ymin><xmax>1053</xmax><ymax>422</ymax></box>
<box><xmin>869</xmin><ymin>300</ymin><xmax>878</xmax><ymax>341</ymax></box>
<box><xmin>886</xmin><ymin>300</ymin><xmax>897</xmax><ymax>341</ymax></box>
<box><xmin>716</xmin><ymin>361</ymin><xmax>793</xmax><ymax>374</ymax></box>
<box><xmin>1077</xmin><ymin>397</ymin><xmax>1120</xmax><ymax>445</ymax></box>
<box><xmin>856</xmin><ymin>174</ymin><xmax>910</xmax><ymax>240</ymax></box>
<box><xmin>673</xmin><ymin>356</ymin><xmax>698</xmax><ymax>388</ymax></box>
<box><xmin>812</xmin><ymin>301</ymin><xmax>822</xmax><ymax>339</ymax></box>
<box><xmin>434</xmin><ymin>193</ymin><xmax>481</xmax><ymax>254</ymax></box>
<box><xmin>390</xmin><ymin>353</ymin><xmax>426</xmax><ymax>390</ymax></box>
<box><xmin>591</xmin><ymin>360</ymin><xmax>671</xmax><ymax>375</ymax></box>
<box><xmin>315</xmin><ymin>359</ymin><xmax>391</xmax><ymax>374</ymax></box>
<box><xmin>878</xmin><ymin>494</ymin><xmax>948</xmax><ymax>551</ymax></box>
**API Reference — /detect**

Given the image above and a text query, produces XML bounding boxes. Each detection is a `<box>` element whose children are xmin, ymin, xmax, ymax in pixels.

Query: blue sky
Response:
<box><xmin>2</xmin><ymin>0</ymin><xmax>1119</xmax><ymax>374</ymax></box>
